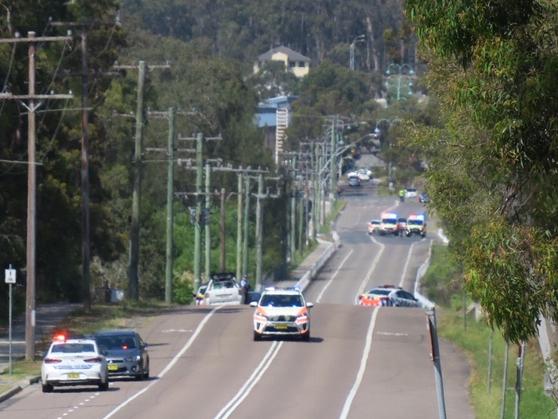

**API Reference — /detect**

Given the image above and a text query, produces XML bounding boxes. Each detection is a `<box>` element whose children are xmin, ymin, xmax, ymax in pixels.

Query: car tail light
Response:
<box><xmin>84</xmin><ymin>357</ymin><xmax>103</xmax><ymax>363</ymax></box>
<box><xmin>44</xmin><ymin>357</ymin><xmax>62</xmax><ymax>364</ymax></box>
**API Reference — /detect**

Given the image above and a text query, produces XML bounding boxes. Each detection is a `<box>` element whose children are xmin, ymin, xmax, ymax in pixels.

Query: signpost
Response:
<box><xmin>4</xmin><ymin>265</ymin><xmax>16</xmax><ymax>375</ymax></box>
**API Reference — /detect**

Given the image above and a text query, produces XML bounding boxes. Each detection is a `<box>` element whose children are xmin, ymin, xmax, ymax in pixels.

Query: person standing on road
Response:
<box><xmin>240</xmin><ymin>275</ymin><xmax>250</xmax><ymax>304</ymax></box>
<box><xmin>399</xmin><ymin>188</ymin><xmax>406</xmax><ymax>202</ymax></box>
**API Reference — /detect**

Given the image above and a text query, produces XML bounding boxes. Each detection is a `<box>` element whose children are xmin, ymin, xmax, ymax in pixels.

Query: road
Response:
<box><xmin>0</xmin><ymin>180</ymin><xmax>474</xmax><ymax>419</ymax></box>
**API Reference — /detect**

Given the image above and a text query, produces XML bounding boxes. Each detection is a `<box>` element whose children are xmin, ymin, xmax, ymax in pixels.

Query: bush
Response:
<box><xmin>173</xmin><ymin>271</ymin><xmax>194</xmax><ymax>305</ymax></box>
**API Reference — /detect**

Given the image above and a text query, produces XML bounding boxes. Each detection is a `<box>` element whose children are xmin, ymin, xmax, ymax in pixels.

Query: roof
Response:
<box><xmin>258</xmin><ymin>46</ymin><xmax>311</xmax><ymax>62</ymax></box>
<box><xmin>262</xmin><ymin>287</ymin><xmax>302</xmax><ymax>295</ymax></box>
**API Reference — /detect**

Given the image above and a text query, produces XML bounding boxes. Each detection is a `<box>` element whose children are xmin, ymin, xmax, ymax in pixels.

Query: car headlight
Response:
<box><xmin>255</xmin><ymin>311</ymin><xmax>267</xmax><ymax>321</ymax></box>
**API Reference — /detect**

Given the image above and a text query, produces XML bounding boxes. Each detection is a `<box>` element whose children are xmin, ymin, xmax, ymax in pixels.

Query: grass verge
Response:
<box><xmin>319</xmin><ymin>199</ymin><xmax>347</xmax><ymax>236</ymax></box>
<box><xmin>425</xmin><ymin>244</ymin><xmax>556</xmax><ymax>419</ymax></box>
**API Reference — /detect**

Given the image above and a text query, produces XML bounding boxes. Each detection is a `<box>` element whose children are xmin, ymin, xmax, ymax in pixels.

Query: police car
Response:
<box><xmin>41</xmin><ymin>335</ymin><xmax>108</xmax><ymax>393</ymax></box>
<box><xmin>358</xmin><ymin>285</ymin><xmax>420</xmax><ymax>308</ymax></box>
<box><xmin>250</xmin><ymin>287</ymin><xmax>313</xmax><ymax>341</ymax></box>
<box><xmin>406</xmin><ymin>213</ymin><xmax>427</xmax><ymax>237</ymax></box>
<box><xmin>379</xmin><ymin>212</ymin><xmax>399</xmax><ymax>235</ymax></box>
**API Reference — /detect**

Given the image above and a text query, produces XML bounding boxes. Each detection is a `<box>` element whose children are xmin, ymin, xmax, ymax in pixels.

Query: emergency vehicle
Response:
<box><xmin>379</xmin><ymin>212</ymin><xmax>399</xmax><ymax>236</ymax></box>
<box><xmin>250</xmin><ymin>287</ymin><xmax>313</xmax><ymax>341</ymax></box>
<box><xmin>406</xmin><ymin>213</ymin><xmax>427</xmax><ymax>237</ymax></box>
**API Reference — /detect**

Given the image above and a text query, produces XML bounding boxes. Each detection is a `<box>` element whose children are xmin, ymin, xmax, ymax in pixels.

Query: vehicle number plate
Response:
<box><xmin>275</xmin><ymin>324</ymin><xmax>288</xmax><ymax>330</ymax></box>
<box><xmin>108</xmin><ymin>364</ymin><xmax>118</xmax><ymax>371</ymax></box>
<box><xmin>67</xmin><ymin>372</ymin><xmax>80</xmax><ymax>379</ymax></box>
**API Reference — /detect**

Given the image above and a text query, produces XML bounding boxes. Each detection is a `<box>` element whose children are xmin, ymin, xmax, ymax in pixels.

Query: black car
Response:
<box><xmin>419</xmin><ymin>192</ymin><xmax>430</xmax><ymax>204</ymax></box>
<box><xmin>94</xmin><ymin>330</ymin><xmax>149</xmax><ymax>380</ymax></box>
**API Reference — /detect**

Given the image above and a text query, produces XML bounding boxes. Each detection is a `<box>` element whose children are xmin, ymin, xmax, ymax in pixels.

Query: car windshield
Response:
<box><xmin>260</xmin><ymin>294</ymin><xmax>304</xmax><ymax>307</ymax></box>
<box><xmin>406</xmin><ymin>188</ymin><xmax>416</xmax><ymax>193</ymax></box>
<box><xmin>96</xmin><ymin>335</ymin><xmax>137</xmax><ymax>350</ymax></box>
<box><xmin>51</xmin><ymin>343</ymin><xmax>95</xmax><ymax>353</ymax></box>
<box><xmin>408</xmin><ymin>220</ymin><xmax>423</xmax><ymax>225</ymax></box>
<box><xmin>368</xmin><ymin>289</ymin><xmax>391</xmax><ymax>296</ymax></box>
<box><xmin>371</xmin><ymin>221</ymin><xmax>380</xmax><ymax>225</ymax></box>
<box><xmin>382</xmin><ymin>218</ymin><xmax>397</xmax><ymax>224</ymax></box>
<box><xmin>212</xmin><ymin>280</ymin><xmax>236</xmax><ymax>289</ymax></box>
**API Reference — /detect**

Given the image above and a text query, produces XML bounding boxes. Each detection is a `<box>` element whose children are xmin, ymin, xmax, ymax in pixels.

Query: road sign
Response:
<box><xmin>4</xmin><ymin>268</ymin><xmax>16</xmax><ymax>284</ymax></box>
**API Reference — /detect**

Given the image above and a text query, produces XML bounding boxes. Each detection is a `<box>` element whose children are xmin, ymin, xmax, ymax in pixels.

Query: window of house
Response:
<box><xmin>289</xmin><ymin>61</ymin><xmax>296</xmax><ymax>68</ymax></box>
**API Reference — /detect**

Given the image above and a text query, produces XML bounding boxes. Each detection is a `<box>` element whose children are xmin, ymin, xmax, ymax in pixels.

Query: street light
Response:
<box><xmin>385</xmin><ymin>63</ymin><xmax>415</xmax><ymax>101</ymax></box>
<box><xmin>349</xmin><ymin>34</ymin><xmax>366</xmax><ymax>71</ymax></box>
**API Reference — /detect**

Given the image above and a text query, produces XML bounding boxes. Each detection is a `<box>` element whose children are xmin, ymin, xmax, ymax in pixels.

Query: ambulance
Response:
<box><xmin>406</xmin><ymin>213</ymin><xmax>427</xmax><ymax>237</ymax></box>
<box><xmin>379</xmin><ymin>212</ymin><xmax>399</xmax><ymax>236</ymax></box>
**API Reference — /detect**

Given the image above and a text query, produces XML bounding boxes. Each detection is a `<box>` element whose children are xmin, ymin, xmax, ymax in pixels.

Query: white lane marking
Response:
<box><xmin>316</xmin><ymin>249</ymin><xmax>354</xmax><ymax>303</ymax></box>
<box><xmin>161</xmin><ymin>329</ymin><xmax>192</xmax><ymax>333</ymax></box>
<box><xmin>102</xmin><ymin>306</ymin><xmax>222</xmax><ymax>419</ymax></box>
<box><xmin>398</xmin><ymin>240</ymin><xmax>419</xmax><ymax>287</ymax></box>
<box><xmin>377</xmin><ymin>331</ymin><xmax>409</xmax><ymax>337</ymax></box>
<box><xmin>354</xmin><ymin>235</ymin><xmax>385</xmax><ymax>304</ymax></box>
<box><xmin>339</xmin><ymin>307</ymin><xmax>380</xmax><ymax>419</ymax></box>
<box><xmin>215</xmin><ymin>341</ymin><xmax>284</xmax><ymax>419</ymax></box>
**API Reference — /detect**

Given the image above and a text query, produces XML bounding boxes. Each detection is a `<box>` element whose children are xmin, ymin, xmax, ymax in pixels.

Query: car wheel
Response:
<box><xmin>143</xmin><ymin>365</ymin><xmax>150</xmax><ymax>380</ymax></box>
<box><xmin>301</xmin><ymin>330</ymin><xmax>310</xmax><ymax>342</ymax></box>
<box><xmin>42</xmin><ymin>383</ymin><xmax>53</xmax><ymax>393</ymax></box>
<box><xmin>253</xmin><ymin>331</ymin><xmax>262</xmax><ymax>341</ymax></box>
<box><xmin>98</xmin><ymin>381</ymin><xmax>109</xmax><ymax>391</ymax></box>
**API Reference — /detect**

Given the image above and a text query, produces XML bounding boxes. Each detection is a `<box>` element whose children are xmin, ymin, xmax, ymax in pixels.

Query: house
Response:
<box><xmin>255</xmin><ymin>95</ymin><xmax>298</xmax><ymax>164</ymax></box>
<box><xmin>254</xmin><ymin>46</ymin><xmax>311</xmax><ymax>78</ymax></box>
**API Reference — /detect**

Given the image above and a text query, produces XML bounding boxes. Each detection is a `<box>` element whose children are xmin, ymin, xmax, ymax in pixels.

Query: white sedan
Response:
<box><xmin>41</xmin><ymin>338</ymin><xmax>108</xmax><ymax>392</ymax></box>
<box><xmin>346</xmin><ymin>168</ymin><xmax>371</xmax><ymax>181</ymax></box>
<box><xmin>204</xmin><ymin>273</ymin><xmax>243</xmax><ymax>305</ymax></box>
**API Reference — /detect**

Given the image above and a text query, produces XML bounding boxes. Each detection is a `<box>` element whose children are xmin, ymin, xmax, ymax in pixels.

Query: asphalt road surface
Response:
<box><xmin>0</xmin><ymin>180</ymin><xmax>474</xmax><ymax>419</ymax></box>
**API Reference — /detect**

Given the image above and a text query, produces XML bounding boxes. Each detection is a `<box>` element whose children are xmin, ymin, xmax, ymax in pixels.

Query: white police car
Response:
<box><xmin>250</xmin><ymin>288</ymin><xmax>313</xmax><ymax>341</ymax></box>
<box><xmin>41</xmin><ymin>335</ymin><xmax>108</xmax><ymax>393</ymax></box>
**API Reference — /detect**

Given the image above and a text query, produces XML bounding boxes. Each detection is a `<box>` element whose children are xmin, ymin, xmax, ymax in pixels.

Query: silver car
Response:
<box><xmin>94</xmin><ymin>330</ymin><xmax>150</xmax><ymax>380</ymax></box>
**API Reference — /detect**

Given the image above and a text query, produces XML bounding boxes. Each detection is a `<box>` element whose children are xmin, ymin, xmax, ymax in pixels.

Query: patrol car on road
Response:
<box><xmin>250</xmin><ymin>287</ymin><xmax>313</xmax><ymax>341</ymax></box>
<box><xmin>41</xmin><ymin>336</ymin><xmax>108</xmax><ymax>393</ymax></box>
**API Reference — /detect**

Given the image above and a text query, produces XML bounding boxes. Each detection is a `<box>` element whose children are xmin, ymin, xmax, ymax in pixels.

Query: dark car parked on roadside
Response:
<box><xmin>94</xmin><ymin>329</ymin><xmax>149</xmax><ymax>380</ymax></box>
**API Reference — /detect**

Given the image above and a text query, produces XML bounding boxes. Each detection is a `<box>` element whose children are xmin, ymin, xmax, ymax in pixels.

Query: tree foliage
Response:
<box><xmin>406</xmin><ymin>0</ymin><xmax>558</xmax><ymax>342</ymax></box>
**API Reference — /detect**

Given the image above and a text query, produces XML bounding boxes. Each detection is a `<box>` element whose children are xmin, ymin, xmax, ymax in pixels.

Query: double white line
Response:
<box><xmin>214</xmin><ymin>341</ymin><xmax>284</xmax><ymax>419</ymax></box>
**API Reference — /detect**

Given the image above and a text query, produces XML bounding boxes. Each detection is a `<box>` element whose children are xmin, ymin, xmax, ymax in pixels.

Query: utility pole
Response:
<box><xmin>205</xmin><ymin>163</ymin><xmax>211</xmax><ymax>281</ymax></box>
<box><xmin>129</xmin><ymin>60</ymin><xmax>145</xmax><ymax>301</ymax></box>
<box><xmin>252</xmin><ymin>175</ymin><xmax>281</xmax><ymax>290</ymax></box>
<box><xmin>236</xmin><ymin>172</ymin><xmax>243</xmax><ymax>279</ymax></box>
<box><xmin>219</xmin><ymin>188</ymin><xmax>226</xmax><ymax>271</ymax></box>
<box><xmin>289</xmin><ymin>157</ymin><xmax>297</xmax><ymax>261</ymax></box>
<box><xmin>49</xmin><ymin>20</ymin><xmax>102</xmax><ymax>311</ymax></box>
<box><xmin>176</xmin><ymin>133</ymin><xmax>222</xmax><ymax>291</ymax></box>
<box><xmin>311</xmin><ymin>142</ymin><xmax>317</xmax><ymax>241</ymax></box>
<box><xmin>0</xmin><ymin>31</ymin><xmax>73</xmax><ymax>360</ymax></box>
<box><xmin>165</xmin><ymin>107</ymin><xmax>176</xmax><ymax>303</ymax></box>
<box><xmin>329</xmin><ymin>118</ymin><xmax>337</xmax><ymax>199</ymax></box>
<box><xmin>255</xmin><ymin>175</ymin><xmax>264</xmax><ymax>290</ymax></box>
<box><xmin>194</xmin><ymin>133</ymin><xmax>203</xmax><ymax>291</ymax></box>
<box><xmin>113</xmin><ymin>61</ymin><xmax>170</xmax><ymax>301</ymax></box>
<box><xmin>242</xmin><ymin>175</ymin><xmax>251</xmax><ymax>277</ymax></box>
<box><xmin>79</xmin><ymin>31</ymin><xmax>92</xmax><ymax>310</ymax></box>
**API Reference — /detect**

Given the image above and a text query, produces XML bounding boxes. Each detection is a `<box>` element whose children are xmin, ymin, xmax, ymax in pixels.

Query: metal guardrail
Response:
<box><xmin>414</xmin><ymin>239</ymin><xmax>436</xmax><ymax>310</ymax></box>
<box><xmin>296</xmin><ymin>238</ymin><xmax>337</xmax><ymax>292</ymax></box>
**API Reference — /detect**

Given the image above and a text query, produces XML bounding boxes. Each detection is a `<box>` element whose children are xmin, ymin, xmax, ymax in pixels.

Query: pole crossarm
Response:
<box><xmin>0</xmin><ymin>93</ymin><xmax>73</xmax><ymax>100</ymax></box>
<box><xmin>0</xmin><ymin>35</ymin><xmax>72</xmax><ymax>44</ymax></box>
<box><xmin>113</xmin><ymin>62</ymin><xmax>171</xmax><ymax>71</ymax></box>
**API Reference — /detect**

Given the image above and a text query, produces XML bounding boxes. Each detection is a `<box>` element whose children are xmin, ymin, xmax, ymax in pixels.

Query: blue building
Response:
<box><xmin>255</xmin><ymin>95</ymin><xmax>298</xmax><ymax>164</ymax></box>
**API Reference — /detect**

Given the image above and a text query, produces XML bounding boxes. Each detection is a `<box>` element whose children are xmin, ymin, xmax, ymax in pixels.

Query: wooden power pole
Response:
<box><xmin>0</xmin><ymin>31</ymin><xmax>73</xmax><ymax>360</ymax></box>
